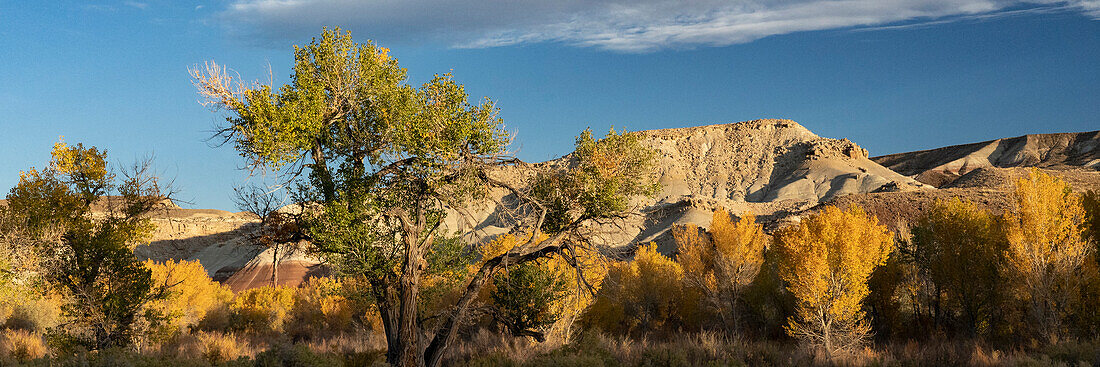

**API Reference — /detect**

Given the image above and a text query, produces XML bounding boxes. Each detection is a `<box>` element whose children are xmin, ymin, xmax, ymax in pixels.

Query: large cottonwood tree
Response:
<box><xmin>192</xmin><ymin>28</ymin><xmax>658</xmax><ymax>367</ymax></box>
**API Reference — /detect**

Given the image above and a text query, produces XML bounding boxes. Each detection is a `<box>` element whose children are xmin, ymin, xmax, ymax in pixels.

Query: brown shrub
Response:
<box><xmin>0</xmin><ymin>328</ymin><xmax>47</xmax><ymax>361</ymax></box>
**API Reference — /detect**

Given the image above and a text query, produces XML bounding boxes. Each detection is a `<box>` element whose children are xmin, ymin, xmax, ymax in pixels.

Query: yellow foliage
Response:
<box><xmin>229</xmin><ymin>286</ymin><xmax>296</xmax><ymax>334</ymax></box>
<box><xmin>775</xmin><ymin>205</ymin><xmax>893</xmax><ymax>356</ymax></box>
<box><xmin>585</xmin><ymin>243</ymin><xmax>691</xmax><ymax>336</ymax></box>
<box><xmin>0</xmin><ymin>328</ymin><xmax>47</xmax><ymax>362</ymax></box>
<box><xmin>481</xmin><ymin>233</ymin><xmax>606</xmax><ymax>343</ymax></box>
<box><xmin>1002</xmin><ymin>169</ymin><xmax>1092</xmax><ymax>338</ymax></box>
<box><xmin>287</xmin><ymin>277</ymin><xmax>356</xmax><ymax>339</ymax></box>
<box><xmin>49</xmin><ymin>138</ymin><xmax>110</xmax><ymax>184</ymax></box>
<box><xmin>144</xmin><ymin>259</ymin><xmax>232</xmax><ymax>333</ymax></box>
<box><xmin>675</xmin><ymin>209</ymin><xmax>767</xmax><ymax>331</ymax></box>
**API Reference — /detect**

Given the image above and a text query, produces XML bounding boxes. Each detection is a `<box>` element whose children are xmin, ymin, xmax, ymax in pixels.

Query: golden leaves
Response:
<box><xmin>775</xmin><ymin>205</ymin><xmax>893</xmax><ymax>354</ymax></box>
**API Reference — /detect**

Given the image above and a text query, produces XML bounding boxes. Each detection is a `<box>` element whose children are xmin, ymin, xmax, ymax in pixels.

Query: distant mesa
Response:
<box><xmin>872</xmin><ymin>130</ymin><xmax>1100</xmax><ymax>188</ymax></box>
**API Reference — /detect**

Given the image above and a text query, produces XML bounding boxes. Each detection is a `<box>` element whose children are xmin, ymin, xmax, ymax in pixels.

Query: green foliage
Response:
<box><xmin>531</xmin><ymin>128</ymin><xmax>660</xmax><ymax>234</ymax></box>
<box><xmin>0</xmin><ymin>140</ymin><xmax>168</xmax><ymax>350</ymax></box>
<box><xmin>490</xmin><ymin>262</ymin><xmax>568</xmax><ymax>340</ymax></box>
<box><xmin>909</xmin><ymin>198</ymin><xmax>1007</xmax><ymax>337</ymax></box>
<box><xmin>198</xmin><ymin>28</ymin><xmax>660</xmax><ymax>366</ymax></box>
<box><xmin>1083</xmin><ymin>190</ymin><xmax>1100</xmax><ymax>265</ymax></box>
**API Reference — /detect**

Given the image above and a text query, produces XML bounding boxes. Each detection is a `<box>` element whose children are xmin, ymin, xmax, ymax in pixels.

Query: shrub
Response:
<box><xmin>164</xmin><ymin>331</ymin><xmax>252</xmax><ymax>364</ymax></box>
<box><xmin>774</xmin><ymin>205</ymin><xmax>893</xmax><ymax>357</ymax></box>
<box><xmin>0</xmin><ymin>328</ymin><xmax>47</xmax><ymax>362</ymax></box>
<box><xmin>252</xmin><ymin>343</ymin><xmax>344</xmax><ymax>367</ymax></box>
<box><xmin>482</xmin><ymin>233</ymin><xmax>607</xmax><ymax>344</ymax></box>
<box><xmin>3</xmin><ymin>294</ymin><xmax>62</xmax><ymax>333</ymax></box>
<box><xmin>490</xmin><ymin>262</ymin><xmax>568</xmax><ymax>341</ymax></box>
<box><xmin>287</xmin><ymin>277</ymin><xmax>355</xmax><ymax>340</ymax></box>
<box><xmin>229</xmin><ymin>286</ymin><xmax>296</xmax><ymax>335</ymax></box>
<box><xmin>144</xmin><ymin>259</ymin><xmax>233</xmax><ymax>334</ymax></box>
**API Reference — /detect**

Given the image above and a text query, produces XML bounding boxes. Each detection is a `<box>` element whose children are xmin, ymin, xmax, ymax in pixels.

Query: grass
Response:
<box><xmin>0</xmin><ymin>328</ymin><xmax>1097</xmax><ymax>366</ymax></box>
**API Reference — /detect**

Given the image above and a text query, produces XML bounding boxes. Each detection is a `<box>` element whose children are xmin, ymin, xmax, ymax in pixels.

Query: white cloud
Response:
<box><xmin>219</xmin><ymin>0</ymin><xmax>1100</xmax><ymax>52</ymax></box>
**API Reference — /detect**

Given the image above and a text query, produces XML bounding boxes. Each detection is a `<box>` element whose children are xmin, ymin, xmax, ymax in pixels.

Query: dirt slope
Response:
<box><xmin>872</xmin><ymin>131</ymin><xmax>1100</xmax><ymax>187</ymax></box>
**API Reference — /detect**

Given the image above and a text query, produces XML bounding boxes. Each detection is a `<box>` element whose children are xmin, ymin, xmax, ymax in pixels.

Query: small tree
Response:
<box><xmin>233</xmin><ymin>184</ymin><xmax>305</xmax><ymax>287</ymax></box>
<box><xmin>1</xmin><ymin>140</ymin><xmax>170</xmax><ymax>349</ymax></box>
<box><xmin>480</xmin><ymin>233</ymin><xmax>606</xmax><ymax>344</ymax></box>
<box><xmin>1002</xmin><ymin>169</ymin><xmax>1092</xmax><ymax>340</ymax></box>
<box><xmin>675</xmin><ymin>208</ymin><xmax>767</xmax><ymax>333</ymax></box>
<box><xmin>489</xmin><ymin>262</ymin><xmax>567</xmax><ymax>342</ymax></box>
<box><xmin>774</xmin><ymin>205</ymin><xmax>893</xmax><ymax>357</ymax></box>
<box><xmin>909</xmin><ymin>198</ymin><xmax>1006</xmax><ymax>337</ymax></box>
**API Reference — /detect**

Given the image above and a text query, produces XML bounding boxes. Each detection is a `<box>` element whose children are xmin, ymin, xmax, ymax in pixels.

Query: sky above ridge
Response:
<box><xmin>0</xmin><ymin>1</ymin><xmax>1098</xmax><ymax>210</ymax></box>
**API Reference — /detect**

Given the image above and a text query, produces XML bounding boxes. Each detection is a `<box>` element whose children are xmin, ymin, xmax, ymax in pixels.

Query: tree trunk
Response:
<box><xmin>377</xmin><ymin>283</ymin><xmax>403</xmax><ymax>365</ymax></box>
<box><xmin>310</xmin><ymin>143</ymin><xmax>336</xmax><ymax>204</ymax></box>
<box><xmin>270</xmin><ymin>247</ymin><xmax>279</xmax><ymax>288</ymax></box>
<box><xmin>425</xmin><ymin>262</ymin><xmax>498</xmax><ymax>367</ymax></box>
<box><xmin>388</xmin><ymin>209</ymin><xmax>427</xmax><ymax>367</ymax></box>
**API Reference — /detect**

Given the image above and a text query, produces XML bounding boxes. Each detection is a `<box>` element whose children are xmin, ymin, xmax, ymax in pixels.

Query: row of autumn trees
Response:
<box><xmin>583</xmin><ymin>168</ymin><xmax>1100</xmax><ymax>358</ymax></box>
<box><xmin>2</xmin><ymin>26</ymin><xmax>1098</xmax><ymax>366</ymax></box>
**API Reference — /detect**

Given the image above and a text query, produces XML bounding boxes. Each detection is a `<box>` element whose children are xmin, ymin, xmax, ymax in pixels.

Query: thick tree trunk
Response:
<box><xmin>377</xmin><ymin>285</ymin><xmax>403</xmax><ymax>365</ymax></box>
<box><xmin>386</xmin><ymin>207</ymin><xmax>428</xmax><ymax>367</ymax></box>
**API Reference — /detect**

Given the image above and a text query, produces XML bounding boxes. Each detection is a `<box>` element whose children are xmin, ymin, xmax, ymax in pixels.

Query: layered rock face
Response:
<box><xmin>873</xmin><ymin>130</ymin><xmax>1100</xmax><ymax>187</ymax></box>
<box><xmin>642</xmin><ymin>119</ymin><xmax>923</xmax><ymax>204</ymax></box>
<box><xmin>455</xmin><ymin>119</ymin><xmax>927</xmax><ymax>252</ymax></box>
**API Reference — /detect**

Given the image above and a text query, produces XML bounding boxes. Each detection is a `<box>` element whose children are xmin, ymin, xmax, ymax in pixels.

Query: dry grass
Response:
<box><xmin>0</xmin><ymin>329</ymin><xmax>47</xmax><ymax>362</ymax></box>
<box><xmin>161</xmin><ymin>331</ymin><xmax>257</xmax><ymax>364</ymax></box>
<box><xmin>303</xmin><ymin>331</ymin><xmax>387</xmax><ymax>355</ymax></box>
<box><xmin>445</xmin><ymin>331</ymin><xmax>1100</xmax><ymax>367</ymax></box>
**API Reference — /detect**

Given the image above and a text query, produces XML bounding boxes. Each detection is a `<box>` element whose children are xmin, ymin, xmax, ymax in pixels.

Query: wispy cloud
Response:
<box><xmin>218</xmin><ymin>0</ymin><xmax>1100</xmax><ymax>52</ymax></box>
<box><xmin>124</xmin><ymin>1</ymin><xmax>149</xmax><ymax>10</ymax></box>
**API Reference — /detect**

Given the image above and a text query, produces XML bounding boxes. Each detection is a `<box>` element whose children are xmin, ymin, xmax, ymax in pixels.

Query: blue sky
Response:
<box><xmin>1</xmin><ymin>1</ymin><xmax>1098</xmax><ymax>210</ymax></box>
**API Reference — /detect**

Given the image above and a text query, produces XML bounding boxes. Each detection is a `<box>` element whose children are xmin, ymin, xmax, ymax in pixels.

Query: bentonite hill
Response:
<box><xmin>132</xmin><ymin>119</ymin><xmax>1099</xmax><ymax>291</ymax></box>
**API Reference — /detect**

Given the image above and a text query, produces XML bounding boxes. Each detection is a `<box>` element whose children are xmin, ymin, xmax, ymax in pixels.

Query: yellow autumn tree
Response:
<box><xmin>675</xmin><ymin>208</ymin><xmax>767</xmax><ymax>333</ymax></box>
<box><xmin>1002</xmin><ymin>169</ymin><xmax>1092</xmax><ymax>340</ymax></box>
<box><xmin>584</xmin><ymin>243</ymin><xmax>695</xmax><ymax>336</ymax></box>
<box><xmin>774</xmin><ymin>205</ymin><xmax>893</xmax><ymax>357</ymax></box>
<box><xmin>144</xmin><ymin>259</ymin><xmax>233</xmax><ymax>334</ymax></box>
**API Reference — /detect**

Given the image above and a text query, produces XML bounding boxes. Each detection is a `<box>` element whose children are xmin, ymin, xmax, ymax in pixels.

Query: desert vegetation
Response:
<box><xmin>1</xmin><ymin>28</ymin><xmax>1098</xmax><ymax>367</ymax></box>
